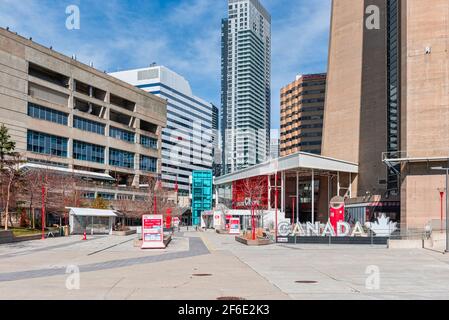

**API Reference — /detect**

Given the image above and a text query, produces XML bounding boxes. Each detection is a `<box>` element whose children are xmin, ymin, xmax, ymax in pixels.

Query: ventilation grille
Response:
<box><xmin>137</xmin><ymin>69</ymin><xmax>159</xmax><ymax>81</ymax></box>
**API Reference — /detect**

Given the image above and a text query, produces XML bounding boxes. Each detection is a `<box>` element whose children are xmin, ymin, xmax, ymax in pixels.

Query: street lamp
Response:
<box><xmin>438</xmin><ymin>187</ymin><xmax>445</xmax><ymax>231</ymax></box>
<box><xmin>289</xmin><ymin>195</ymin><xmax>297</xmax><ymax>226</ymax></box>
<box><xmin>269</xmin><ymin>172</ymin><xmax>281</xmax><ymax>241</ymax></box>
<box><xmin>431</xmin><ymin>167</ymin><xmax>449</xmax><ymax>253</ymax></box>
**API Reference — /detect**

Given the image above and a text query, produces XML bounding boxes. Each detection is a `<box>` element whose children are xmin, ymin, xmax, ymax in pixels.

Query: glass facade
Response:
<box><xmin>27</xmin><ymin>130</ymin><xmax>68</xmax><ymax>157</ymax></box>
<box><xmin>109</xmin><ymin>148</ymin><xmax>134</xmax><ymax>169</ymax></box>
<box><xmin>387</xmin><ymin>0</ymin><xmax>400</xmax><ymax>192</ymax></box>
<box><xmin>110</xmin><ymin>127</ymin><xmax>135</xmax><ymax>143</ymax></box>
<box><xmin>81</xmin><ymin>192</ymin><xmax>96</xmax><ymax>199</ymax></box>
<box><xmin>73</xmin><ymin>116</ymin><xmax>105</xmax><ymax>135</ymax></box>
<box><xmin>139</xmin><ymin>155</ymin><xmax>157</xmax><ymax>172</ymax></box>
<box><xmin>73</xmin><ymin>140</ymin><xmax>105</xmax><ymax>164</ymax></box>
<box><xmin>191</xmin><ymin>170</ymin><xmax>213</xmax><ymax>226</ymax></box>
<box><xmin>27</xmin><ymin>103</ymin><xmax>68</xmax><ymax>125</ymax></box>
<box><xmin>97</xmin><ymin>193</ymin><xmax>115</xmax><ymax>200</ymax></box>
<box><xmin>140</xmin><ymin>135</ymin><xmax>158</xmax><ymax>149</ymax></box>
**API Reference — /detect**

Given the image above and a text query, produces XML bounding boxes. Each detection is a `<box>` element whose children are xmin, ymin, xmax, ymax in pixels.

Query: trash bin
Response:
<box><xmin>59</xmin><ymin>227</ymin><xmax>64</xmax><ymax>237</ymax></box>
<box><xmin>63</xmin><ymin>226</ymin><xmax>69</xmax><ymax>236</ymax></box>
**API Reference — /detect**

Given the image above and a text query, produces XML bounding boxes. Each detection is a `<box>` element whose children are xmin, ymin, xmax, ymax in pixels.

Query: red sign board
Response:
<box><xmin>330</xmin><ymin>204</ymin><xmax>345</xmax><ymax>232</ymax></box>
<box><xmin>141</xmin><ymin>214</ymin><xmax>165</xmax><ymax>249</ymax></box>
<box><xmin>165</xmin><ymin>208</ymin><xmax>172</xmax><ymax>229</ymax></box>
<box><xmin>229</xmin><ymin>218</ymin><xmax>240</xmax><ymax>235</ymax></box>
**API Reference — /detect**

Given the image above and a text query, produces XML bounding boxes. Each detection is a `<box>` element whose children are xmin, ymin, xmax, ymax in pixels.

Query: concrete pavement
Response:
<box><xmin>0</xmin><ymin>230</ymin><xmax>448</xmax><ymax>299</ymax></box>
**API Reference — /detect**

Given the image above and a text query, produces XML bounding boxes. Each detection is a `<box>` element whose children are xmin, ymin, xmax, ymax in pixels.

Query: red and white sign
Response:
<box><xmin>229</xmin><ymin>218</ymin><xmax>240</xmax><ymax>235</ymax></box>
<box><xmin>213</xmin><ymin>214</ymin><xmax>222</xmax><ymax>229</ymax></box>
<box><xmin>330</xmin><ymin>204</ymin><xmax>345</xmax><ymax>233</ymax></box>
<box><xmin>141</xmin><ymin>214</ymin><xmax>165</xmax><ymax>249</ymax></box>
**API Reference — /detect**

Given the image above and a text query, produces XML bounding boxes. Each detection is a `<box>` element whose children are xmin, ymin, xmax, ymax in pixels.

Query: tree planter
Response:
<box><xmin>112</xmin><ymin>229</ymin><xmax>137</xmax><ymax>236</ymax></box>
<box><xmin>216</xmin><ymin>229</ymin><xmax>232</xmax><ymax>235</ymax></box>
<box><xmin>134</xmin><ymin>234</ymin><xmax>172</xmax><ymax>248</ymax></box>
<box><xmin>235</xmin><ymin>236</ymin><xmax>272</xmax><ymax>246</ymax></box>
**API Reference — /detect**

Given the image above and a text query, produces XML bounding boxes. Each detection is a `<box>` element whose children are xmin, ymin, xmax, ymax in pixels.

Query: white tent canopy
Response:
<box><xmin>66</xmin><ymin>207</ymin><xmax>118</xmax><ymax>217</ymax></box>
<box><xmin>66</xmin><ymin>207</ymin><xmax>118</xmax><ymax>235</ymax></box>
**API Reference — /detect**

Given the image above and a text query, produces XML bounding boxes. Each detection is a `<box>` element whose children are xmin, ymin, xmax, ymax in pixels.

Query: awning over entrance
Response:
<box><xmin>214</xmin><ymin>152</ymin><xmax>360</xmax><ymax>225</ymax></box>
<box><xmin>215</xmin><ymin>152</ymin><xmax>359</xmax><ymax>186</ymax></box>
<box><xmin>66</xmin><ymin>207</ymin><xmax>118</xmax><ymax>217</ymax></box>
<box><xmin>19</xmin><ymin>163</ymin><xmax>115</xmax><ymax>181</ymax></box>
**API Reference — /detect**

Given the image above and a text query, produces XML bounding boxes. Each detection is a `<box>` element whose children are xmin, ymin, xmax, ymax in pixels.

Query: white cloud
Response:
<box><xmin>0</xmin><ymin>0</ymin><xmax>332</xmax><ymax>128</ymax></box>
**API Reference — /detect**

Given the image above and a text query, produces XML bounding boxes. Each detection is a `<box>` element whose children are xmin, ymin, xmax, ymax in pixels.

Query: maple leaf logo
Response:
<box><xmin>365</xmin><ymin>214</ymin><xmax>397</xmax><ymax>237</ymax></box>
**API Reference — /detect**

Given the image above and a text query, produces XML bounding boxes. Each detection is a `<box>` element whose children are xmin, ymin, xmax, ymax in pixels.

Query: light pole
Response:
<box><xmin>438</xmin><ymin>188</ymin><xmax>445</xmax><ymax>231</ymax></box>
<box><xmin>431</xmin><ymin>167</ymin><xmax>449</xmax><ymax>253</ymax></box>
<box><xmin>270</xmin><ymin>172</ymin><xmax>280</xmax><ymax>241</ymax></box>
<box><xmin>269</xmin><ymin>169</ymin><xmax>282</xmax><ymax>242</ymax></box>
<box><xmin>274</xmin><ymin>171</ymin><xmax>279</xmax><ymax>243</ymax></box>
<box><xmin>41</xmin><ymin>184</ymin><xmax>45</xmax><ymax>240</ymax></box>
<box><xmin>289</xmin><ymin>196</ymin><xmax>296</xmax><ymax>226</ymax></box>
<box><xmin>251</xmin><ymin>202</ymin><xmax>256</xmax><ymax>241</ymax></box>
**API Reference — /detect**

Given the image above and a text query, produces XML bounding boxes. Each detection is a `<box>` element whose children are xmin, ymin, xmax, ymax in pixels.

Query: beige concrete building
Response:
<box><xmin>280</xmin><ymin>73</ymin><xmax>326</xmax><ymax>156</ymax></box>
<box><xmin>0</xmin><ymin>27</ymin><xmax>167</xmax><ymax>201</ymax></box>
<box><xmin>321</xmin><ymin>0</ymin><xmax>449</xmax><ymax>229</ymax></box>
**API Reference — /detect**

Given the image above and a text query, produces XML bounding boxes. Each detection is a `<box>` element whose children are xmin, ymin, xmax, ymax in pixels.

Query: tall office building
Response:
<box><xmin>110</xmin><ymin>66</ymin><xmax>213</xmax><ymax>195</ymax></box>
<box><xmin>269</xmin><ymin>136</ymin><xmax>279</xmax><ymax>160</ymax></box>
<box><xmin>221</xmin><ymin>0</ymin><xmax>271</xmax><ymax>175</ymax></box>
<box><xmin>280</xmin><ymin>73</ymin><xmax>326</xmax><ymax>156</ymax></box>
<box><xmin>321</xmin><ymin>0</ymin><xmax>449</xmax><ymax>229</ymax></box>
<box><xmin>211</xmin><ymin>104</ymin><xmax>222</xmax><ymax>177</ymax></box>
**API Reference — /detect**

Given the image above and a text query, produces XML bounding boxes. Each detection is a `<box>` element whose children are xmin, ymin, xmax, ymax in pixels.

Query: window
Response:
<box><xmin>110</xmin><ymin>127</ymin><xmax>135</xmax><ymax>143</ymax></box>
<box><xmin>73</xmin><ymin>140</ymin><xmax>105</xmax><ymax>164</ymax></box>
<box><xmin>109</xmin><ymin>94</ymin><xmax>135</xmax><ymax>112</ymax></box>
<box><xmin>28</xmin><ymin>63</ymin><xmax>69</xmax><ymax>88</ymax></box>
<box><xmin>97</xmin><ymin>193</ymin><xmax>115</xmax><ymax>200</ymax></box>
<box><xmin>140</xmin><ymin>135</ymin><xmax>158</xmax><ymax>149</ymax></box>
<box><xmin>27</xmin><ymin>130</ymin><xmax>68</xmax><ymax>157</ymax></box>
<box><xmin>109</xmin><ymin>148</ymin><xmax>134</xmax><ymax>169</ymax></box>
<box><xmin>73</xmin><ymin>116</ymin><xmax>105</xmax><ymax>135</ymax></box>
<box><xmin>28</xmin><ymin>103</ymin><xmax>68</xmax><ymax>125</ymax></box>
<box><xmin>140</xmin><ymin>155</ymin><xmax>157</xmax><ymax>172</ymax></box>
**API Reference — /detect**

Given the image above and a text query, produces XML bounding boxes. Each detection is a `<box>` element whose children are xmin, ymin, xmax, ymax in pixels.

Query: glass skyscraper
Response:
<box><xmin>221</xmin><ymin>0</ymin><xmax>271</xmax><ymax>175</ymax></box>
<box><xmin>111</xmin><ymin>66</ymin><xmax>213</xmax><ymax>195</ymax></box>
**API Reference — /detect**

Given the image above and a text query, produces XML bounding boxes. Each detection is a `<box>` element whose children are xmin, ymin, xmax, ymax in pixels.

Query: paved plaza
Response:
<box><xmin>0</xmin><ymin>231</ymin><xmax>449</xmax><ymax>300</ymax></box>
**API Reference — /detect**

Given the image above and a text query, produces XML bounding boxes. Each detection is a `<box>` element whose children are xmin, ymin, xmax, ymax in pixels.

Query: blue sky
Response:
<box><xmin>0</xmin><ymin>0</ymin><xmax>331</xmax><ymax>129</ymax></box>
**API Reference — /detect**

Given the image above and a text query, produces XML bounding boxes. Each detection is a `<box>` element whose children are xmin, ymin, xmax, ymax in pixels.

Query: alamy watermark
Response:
<box><xmin>66</xmin><ymin>5</ymin><xmax>80</xmax><ymax>30</ymax></box>
<box><xmin>365</xmin><ymin>265</ymin><xmax>380</xmax><ymax>290</ymax></box>
<box><xmin>65</xmin><ymin>264</ymin><xmax>80</xmax><ymax>290</ymax></box>
<box><xmin>365</xmin><ymin>5</ymin><xmax>380</xmax><ymax>30</ymax></box>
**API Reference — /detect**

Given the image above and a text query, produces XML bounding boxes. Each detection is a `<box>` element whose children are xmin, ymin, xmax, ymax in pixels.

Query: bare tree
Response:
<box><xmin>1</xmin><ymin>153</ymin><xmax>23</xmax><ymax>230</ymax></box>
<box><xmin>139</xmin><ymin>175</ymin><xmax>176</xmax><ymax>220</ymax></box>
<box><xmin>238</xmin><ymin>176</ymin><xmax>267</xmax><ymax>238</ymax></box>
<box><xmin>19</xmin><ymin>170</ymin><xmax>43</xmax><ymax>229</ymax></box>
<box><xmin>238</xmin><ymin>176</ymin><xmax>267</xmax><ymax>209</ymax></box>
